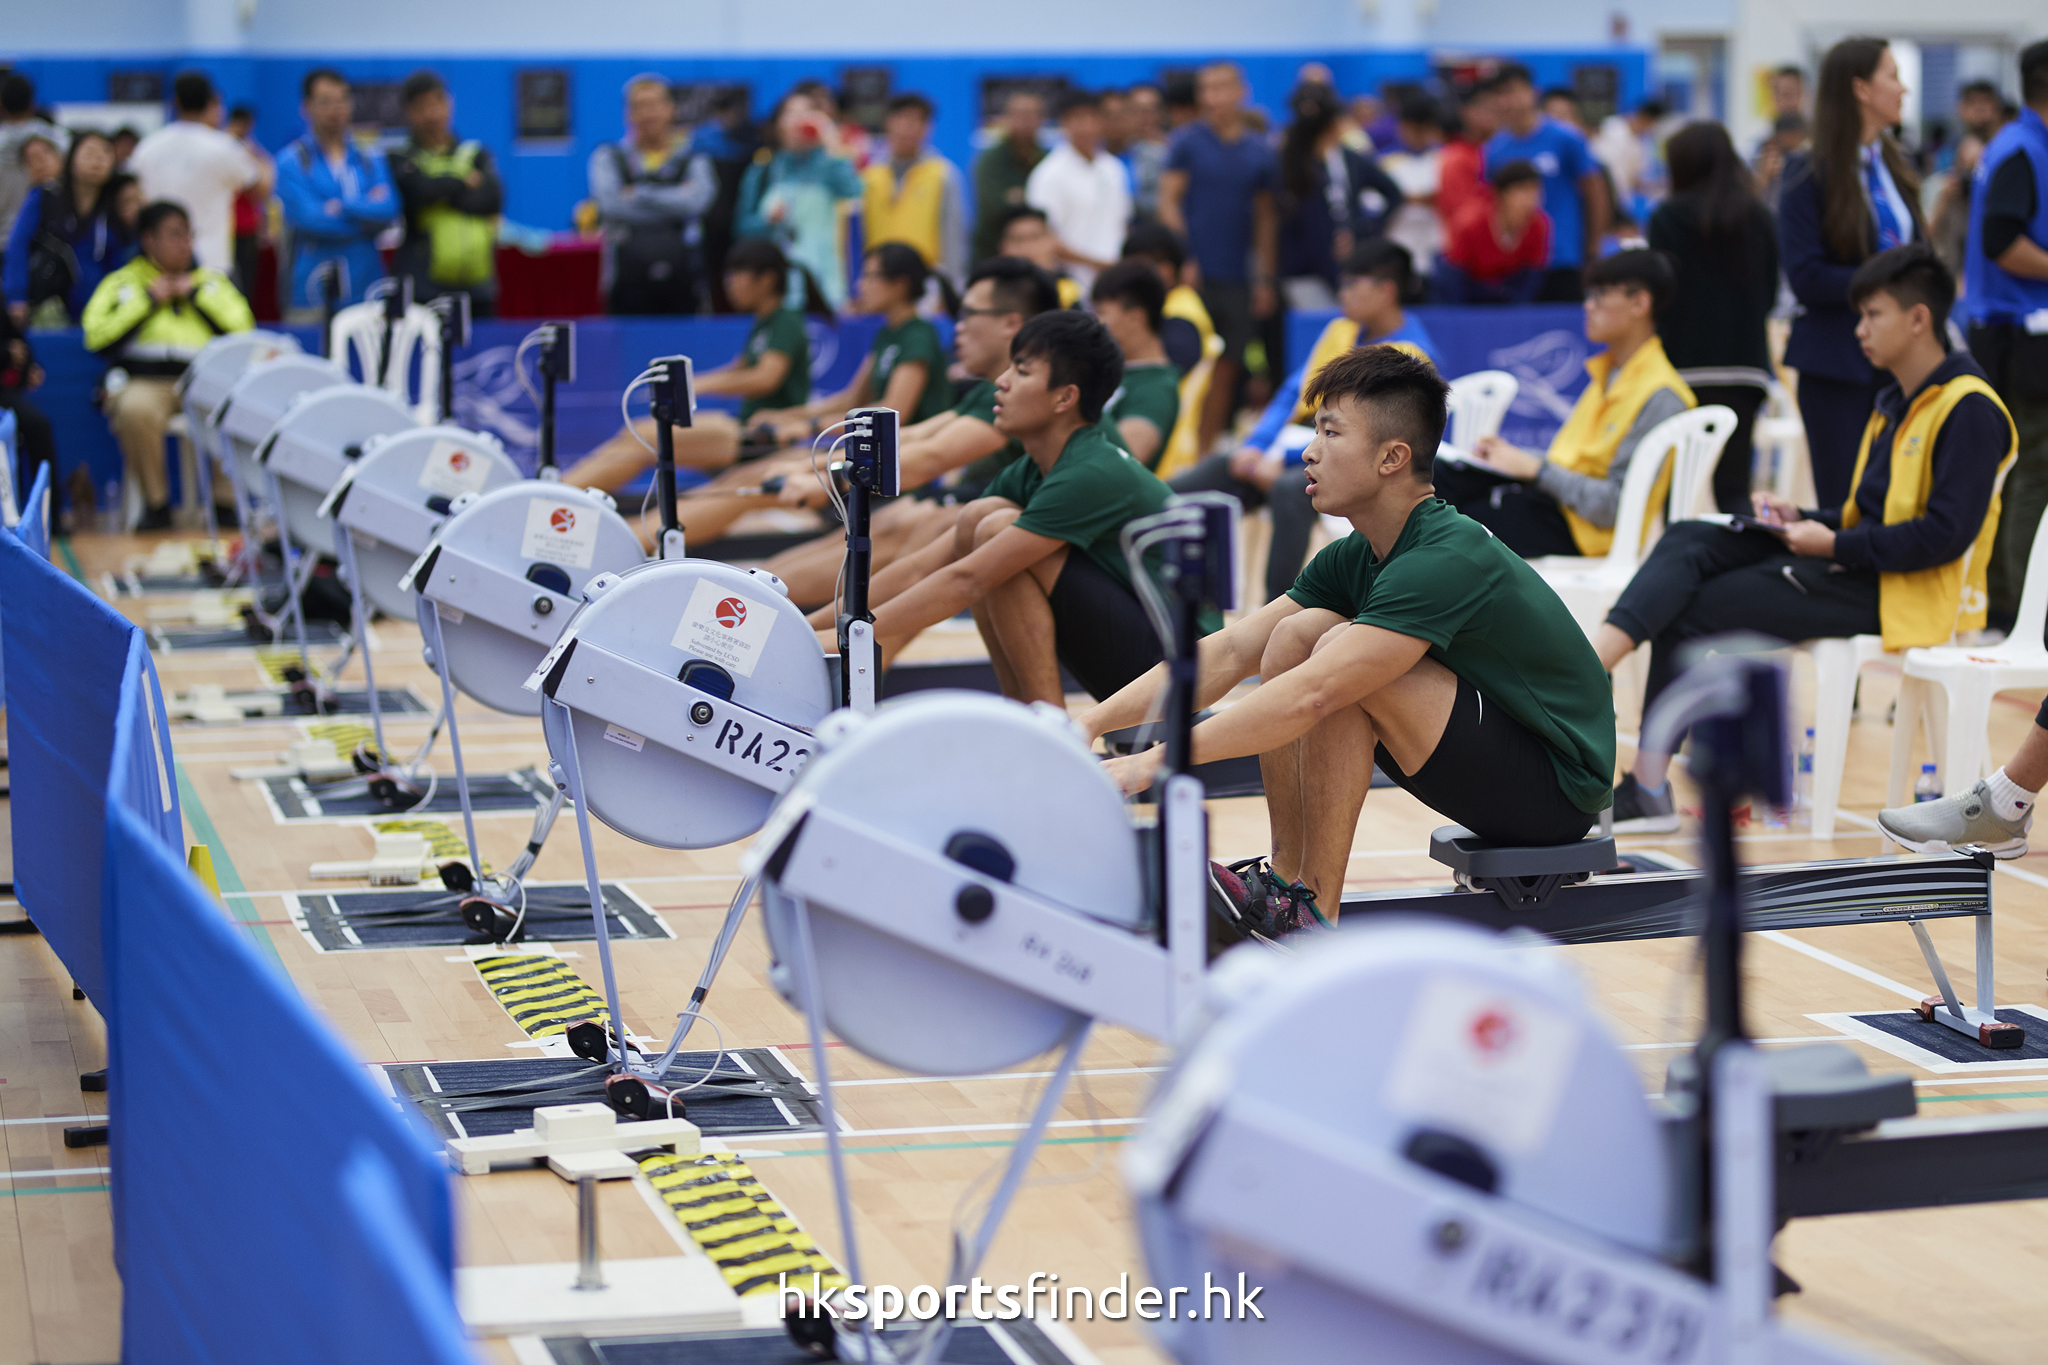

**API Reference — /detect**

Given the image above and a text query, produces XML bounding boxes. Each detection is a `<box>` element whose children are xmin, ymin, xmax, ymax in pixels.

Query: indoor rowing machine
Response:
<box><xmin>176</xmin><ymin>329</ymin><xmax>301</xmax><ymax>555</ymax></box>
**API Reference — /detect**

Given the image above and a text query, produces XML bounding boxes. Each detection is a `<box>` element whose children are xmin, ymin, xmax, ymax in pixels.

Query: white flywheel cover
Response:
<box><xmin>415</xmin><ymin>481</ymin><xmax>644</xmax><ymax>715</ymax></box>
<box><xmin>539</xmin><ymin>559</ymin><xmax>833</xmax><ymax>849</ymax></box>
<box><xmin>760</xmin><ymin>691</ymin><xmax>1147</xmax><ymax>1075</ymax></box>
<box><xmin>260</xmin><ymin>384</ymin><xmax>416</xmax><ymax>552</ymax></box>
<box><xmin>218</xmin><ymin>355</ymin><xmax>350</xmax><ymax>495</ymax></box>
<box><xmin>181</xmin><ymin>330</ymin><xmax>301</xmax><ymax>425</ymax></box>
<box><xmin>1129</xmin><ymin>921</ymin><xmax>1670</xmax><ymax>1365</ymax></box>
<box><xmin>332</xmin><ymin>426</ymin><xmax>520</xmax><ymax>618</ymax></box>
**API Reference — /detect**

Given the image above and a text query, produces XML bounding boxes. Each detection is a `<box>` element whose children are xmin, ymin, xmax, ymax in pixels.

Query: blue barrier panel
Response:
<box><xmin>105</xmin><ymin>794</ymin><xmax>459</xmax><ymax>1364</ymax></box>
<box><xmin>16</xmin><ymin>460</ymin><xmax>50</xmax><ymax>558</ymax></box>
<box><xmin>0</xmin><ymin>527</ymin><xmax>141</xmax><ymax>1008</ymax></box>
<box><xmin>1285</xmin><ymin>303</ymin><xmax>1595</xmax><ymax>453</ymax></box>
<box><xmin>110</xmin><ymin>630</ymin><xmax>185</xmax><ymax>860</ymax></box>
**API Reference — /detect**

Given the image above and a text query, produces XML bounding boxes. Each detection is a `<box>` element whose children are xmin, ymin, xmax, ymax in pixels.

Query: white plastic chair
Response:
<box><xmin>1880</xmin><ymin>507</ymin><xmax>2048</xmax><ymax>817</ymax></box>
<box><xmin>1446</xmin><ymin>370</ymin><xmax>1518</xmax><ymax>449</ymax></box>
<box><xmin>329</xmin><ymin>300</ymin><xmax>442</xmax><ymax>420</ymax></box>
<box><xmin>1530</xmin><ymin>405</ymin><xmax>1739</xmax><ymax>636</ymax></box>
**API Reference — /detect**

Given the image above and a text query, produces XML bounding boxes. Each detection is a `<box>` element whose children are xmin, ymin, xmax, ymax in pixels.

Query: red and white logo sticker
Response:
<box><xmin>521</xmin><ymin>497</ymin><xmax>601</xmax><ymax>569</ymax></box>
<box><xmin>1469</xmin><ymin>1008</ymin><xmax>1516</xmax><ymax>1056</ymax></box>
<box><xmin>673</xmin><ymin>578</ymin><xmax>779</xmax><ymax>678</ymax></box>
<box><xmin>417</xmin><ymin>438</ymin><xmax>493</xmax><ymax>498</ymax></box>
<box><xmin>447</xmin><ymin>450</ymin><xmax>470</xmax><ymax>473</ymax></box>
<box><xmin>715</xmin><ymin>597</ymin><xmax>747</xmax><ymax>629</ymax></box>
<box><xmin>550</xmin><ymin>507</ymin><xmax>577</xmax><ymax>534</ymax></box>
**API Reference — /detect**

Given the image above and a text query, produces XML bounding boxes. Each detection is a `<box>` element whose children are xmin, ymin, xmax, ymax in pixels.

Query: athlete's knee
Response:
<box><xmin>1261</xmin><ymin>610</ymin><xmax>1332</xmax><ymax>676</ymax></box>
<box><xmin>972</xmin><ymin>505</ymin><xmax>1022</xmax><ymax>549</ymax></box>
<box><xmin>953</xmin><ymin>496</ymin><xmax>1019</xmax><ymax>557</ymax></box>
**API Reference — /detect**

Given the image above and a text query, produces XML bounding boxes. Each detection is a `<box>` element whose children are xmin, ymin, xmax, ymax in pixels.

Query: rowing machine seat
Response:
<box><xmin>1428</xmin><ymin>825</ymin><xmax>1617</xmax><ymax>913</ymax></box>
<box><xmin>1666</xmin><ymin>1043</ymin><xmax>1916</xmax><ymax>1134</ymax></box>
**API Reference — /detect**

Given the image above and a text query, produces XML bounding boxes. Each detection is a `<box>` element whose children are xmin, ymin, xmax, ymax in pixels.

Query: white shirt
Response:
<box><xmin>1380</xmin><ymin>146</ymin><xmax>1441</xmax><ymax>269</ymax></box>
<box><xmin>1025</xmin><ymin>142</ymin><xmax>1132</xmax><ymax>291</ymax></box>
<box><xmin>128</xmin><ymin>120</ymin><xmax>261</xmax><ymax>273</ymax></box>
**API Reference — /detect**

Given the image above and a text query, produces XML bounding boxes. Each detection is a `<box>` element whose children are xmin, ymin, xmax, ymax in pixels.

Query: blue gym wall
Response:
<box><xmin>4</xmin><ymin>51</ymin><xmax>1649</xmax><ymax>230</ymax></box>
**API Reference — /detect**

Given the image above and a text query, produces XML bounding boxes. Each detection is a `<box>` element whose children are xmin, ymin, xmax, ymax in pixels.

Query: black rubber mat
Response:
<box><xmin>290</xmin><ymin>880</ymin><xmax>664</xmax><ymax>951</ymax></box>
<box><xmin>111</xmin><ymin>568</ymin><xmax>285</xmax><ymax>596</ymax></box>
<box><xmin>1849</xmin><ymin>1008</ymin><xmax>2048</xmax><ymax>1062</ymax></box>
<box><xmin>545</xmin><ymin>1321</ymin><xmax>1066</xmax><ymax>1365</ymax></box>
<box><xmin>321</xmin><ymin>687</ymin><xmax>431</xmax><ymax>716</ymax></box>
<box><xmin>151</xmin><ymin>618</ymin><xmax>351</xmax><ymax>650</ymax></box>
<box><xmin>386</xmin><ymin>1051</ymin><xmax>821</xmax><ymax>1142</ymax></box>
<box><xmin>260</xmin><ymin>767</ymin><xmax>552</xmax><ymax>821</ymax></box>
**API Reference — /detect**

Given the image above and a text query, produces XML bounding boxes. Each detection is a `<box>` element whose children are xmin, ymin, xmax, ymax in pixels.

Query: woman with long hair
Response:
<box><xmin>1778</xmin><ymin>36</ymin><xmax>1923</xmax><ymax>509</ymax></box>
<box><xmin>1275</xmin><ymin>81</ymin><xmax>1404</xmax><ymax>312</ymax></box>
<box><xmin>5</xmin><ymin>129</ymin><xmax>132</xmax><ymax>326</ymax></box>
<box><xmin>1649</xmin><ymin>119</ymin><xmax>1780</xmax><ymax>513</ymax></box>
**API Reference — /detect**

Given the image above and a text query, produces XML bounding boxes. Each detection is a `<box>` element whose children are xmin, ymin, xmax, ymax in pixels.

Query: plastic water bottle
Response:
<box><xmin>1915</xmin><ymin>764</ymin><xmax>1943</xmax><ymax>803</ymax></box>
<box><xmin>1791</xmin><ymin>728</ymin><xmax>1815</xmax><ymax>821</ymax></box>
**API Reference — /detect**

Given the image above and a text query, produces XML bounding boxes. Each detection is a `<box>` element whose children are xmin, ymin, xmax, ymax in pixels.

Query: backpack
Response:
<box><xmin>607</xmin><ymin>144</ymin><xmax>697</xmax><ymax>313</ymax></box>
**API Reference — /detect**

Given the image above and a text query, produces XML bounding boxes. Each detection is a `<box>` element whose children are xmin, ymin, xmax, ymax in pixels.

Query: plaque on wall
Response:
<box><xmin>840</xmin><ymin>66</ymin><xmax>892</xmax><ymax>132</ymax></box>
<box><xmin>107</xmin><ymin>71</ymin><xmax>164</xmax><ymax>105</ymax></box>
<box><xmin>517</xmin><ymin>68</ymin><xmax>572</xmax><ymax>142</ymax></box>
<box><xmin>978</xmin><ymin>75</ymin><xmax>1074</xmax><ymax>124</ymax></box>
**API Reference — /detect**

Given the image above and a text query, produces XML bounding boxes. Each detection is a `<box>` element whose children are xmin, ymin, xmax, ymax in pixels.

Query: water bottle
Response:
<box><xmin>99</xmin><ymin>479</ymin><xmax>122</xmax><ymax>534</ymax></box>
<box><xmin>1915</xmin><ymin>763</ymin><xmax>1942</xmax><ymax>803</ymax></box>
<box><xmin>1791</xmin><ymin>728</ymin><xmax>1815</xmax><ymax>821</ymax></box>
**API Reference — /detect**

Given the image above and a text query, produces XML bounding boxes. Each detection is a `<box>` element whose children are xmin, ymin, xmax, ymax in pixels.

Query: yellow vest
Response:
<box><xmin>1545</xmin><ymin>336</ymin><xmax>1695</xmax><ymax>557</ymax></box>
<box><xmin>1842</xmin><ymin>373</ymin><xmax>2017</xmax><ymax>650</ymax></box>
<box><xmin>1165</xmin><ymin>284</ymin><xmax>1215</xmax><ymax>351</ymax></box>
<box><xmin>861</xmin><ymin>157</ymin><xmax>949</xmax><ymax>268</ymax></box>
<box><xmin>411</xmin><ymin>141</ymin><xmax>496</xmax><ymax>286</ymax></box>
<box><xmin>1289</xmin><ymin>317</ymin><xmax>1432</xmax><ymax>423</ymax></box>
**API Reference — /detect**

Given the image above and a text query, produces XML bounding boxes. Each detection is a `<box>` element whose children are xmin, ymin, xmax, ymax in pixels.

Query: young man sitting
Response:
<box><xmin>1121</xmin><ymin>220</ymin><xmax>1215</xmax><ymax>374</ymax></box>
<box><xmin>1084</xmin><ymin>346</ymin><xmax>1616</xmax><ymax>935</ymax></box>
<box><xmin>844</xmin><ymin>310</ymin><xmax>1203</xmax><ymax>703</ymax></box>
<box><xmin>1172</xmin><ymin>240</ymin><xmax>1439</xmax><ymax>601</ymax></box>
<box><xmin>1437</xmin><ymin>248</ymin><xmax>1693</xmax><ymax>558</ymax></box>
<box><xmin>1435</xmin><ymin>159</ymin><xmax>1552</xmax><ymax>305</ymax></box>
<box><xmin>652</xmin><ymin>256</ymin><xmax>1062</xmax><ymax>600</ymax></box>
<box><xmin>997</xmin><ymin>205</ymin><xmax>1083</xmax><ymax>308</ymax></box>
<box><xmin>1593</xmin><ymin>245</ymin><xmax>2015</xmax><ymax>831</ymax></box>
<box><xmin>1089</xmin><ymin>260</ymin><xmax>1182</xmax><ymax>470</ymax></box>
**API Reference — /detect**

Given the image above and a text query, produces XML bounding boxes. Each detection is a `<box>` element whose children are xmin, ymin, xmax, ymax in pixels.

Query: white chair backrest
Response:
<box><xmin>1665</xmin><ymin>404</ymin><xmax>1739</xmax><ymax>523</ymax></box>
<box><xmin>1445</xmin><ymin>370</ymin><xmax>1517</xmax><ymax>449</ymax></box>
<box><xmin>2007</xmin><ymin>493</ymin><xmax>2048</xmax><ymax>650</ymax></box>
<box><xmin>329</xmin><ymin>301</ymin><xmax>443</xmax><ymax>420</ymax></box>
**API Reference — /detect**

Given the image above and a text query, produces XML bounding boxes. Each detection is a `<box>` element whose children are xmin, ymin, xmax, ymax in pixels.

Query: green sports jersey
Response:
<box><xmin>1286</xmin><ymin>498</ymin><xmax>1615</xmax><ymax>814</ymax></box>
<box><xmin>984</xmin><ymin>422</ymin><xmax>1220</xmax><ymax>634</ymax></box>
<box><xmin>737</xmin><ymin>307</ymin><xmax>811</xmax><ymax>421</ymax></box>
<box><xmin>1102</xmin><ymin>362</ymin><xmax>1182</xmax><ymax>469</ymax></box>
<box><xmin>869</xmin><ymin>315</ymin><xmax>953</xmax><ymax>424</ymax></box>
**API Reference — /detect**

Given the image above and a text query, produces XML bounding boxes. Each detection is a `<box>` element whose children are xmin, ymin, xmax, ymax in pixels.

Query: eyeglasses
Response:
<box><xmin>957</xmin><ymin>306</ymin><xmax>1012</xmax><ymax>320</ymax></box>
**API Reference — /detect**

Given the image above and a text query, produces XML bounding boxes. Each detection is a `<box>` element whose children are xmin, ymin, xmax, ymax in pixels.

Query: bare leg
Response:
<box><xmin>1591</xmin><ymin>622</ymin><xmax>1637</xmax><ymax>671</ymax></box>
<box><xmin>971</xmin><ymin>508</ymin><xmax>1068</xmax><ymax>705</ymax></box>
<box><xmin>2008</xmin><ymin>724</ymin><xmax>2048</xmax><ymax>791</ymax></box>
<box><xmin>1253</xmin><ymin>610</ymin><xmax>1349</xmax><ymax>882</ymax></box>
<box><xmin>761</xmin><ymin>499</ymin><xmax>947</xmax><ymax>608</ymax></box>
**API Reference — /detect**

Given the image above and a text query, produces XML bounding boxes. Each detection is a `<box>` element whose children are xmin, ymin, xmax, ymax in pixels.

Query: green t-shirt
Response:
<box><xmin>870</xmin><ymin>316</ymin><xmax>953</xmax><ymax>425</ymax></box>
<box><xmin>950</xmin><ymin>379</ymin><xmax>1025</xmax><ymax>489</ymax></box>
<box><xmin>1102</xmin><ymin>362</ymin><xmax>1182</xmax><ymax>470</ymax></box>
<box><xmin>737</xmin><ymin>307</ymin><xmax>812</xmax><ymax>421</ymax></box>
<box><xmin>1286</xmin><ymin>498</ymin><xmax>1616</xmax><ymax>814</ymax></box>
<box><xmin>985</xmin><ymin>423</ymin><xmax>1220</xmax><ymax>634</ymax></box>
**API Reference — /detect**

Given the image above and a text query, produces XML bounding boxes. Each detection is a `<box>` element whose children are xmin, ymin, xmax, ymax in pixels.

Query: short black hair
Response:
<box><xmin>1121</xmin><ymin>220</ymin><xmax>1186</xmax><ymax>271</ymax></box>
<box><xmin>1636</xmin><ymin>98</ymin><xmax>1667</xmax><ymax>120</ymax></box>
<box><xmin>1774</xmin><ymin>64</ymin><xmax>1805</xmax><ymax>82</ymax></box>
<box><xmin>2023</xmin><ymin>41</ymin><xmax>2048</xmax><ymax>107</ymax></box>
<box><xmin>1010</xmin><ymin>311</ymin><xmax>1124</xmax><ymax>424</ymax></box>
<box><xmin>137</xmin><ymin>200</ymin><xmax>191</xmax><ymax>237</ymax></box>
<box><xmin>227</xmin><ymin>103</ymin><xmax>256</xmax><ymax>124</ymax></box>
<box><xmin>15</xmin><ymin>133</ymin><xmax>56</xmax><ymax>167</ymax></box>
<box><xmin>1</xmin><ymin>74</ymin><xmax>34</xmax><ymax>117</ymax></box>
<box><xmin>301</xmin><ymin>67</ymin><xmax>348</xmax><ymax>102</ymax></box>
<box><xmin>1495</xmin><ymin>63</ymin><xmax>1535</xmax><ymax>90</ymax></box>
<box><xmin>967</xmin><ymin>256</ymin><xmax>1060</xmax><ymax>319</ymax></box>
<box><xmin>1585</xmin><ymin>248</ymin><xmax>1677</xmax><ymax>317</ymax></box>
<box><xmin>1489</xmin><ymin>158</ymin><xmax>1541</xmax><ymax>193</ymax></box>
<box><xmin>1959</xmin><ymin>79</ymin><xmax>2002</xmax><ymax>102</ymax></box>
<box><xmin>864</xmin><ymin>240</ymin><xmax>930</xmax><ymax>298</ymax></box>
<box><xmin>1396</xmin><ymin>94</ymin><xmax>1442</xmax><ymax>128</ymax></box>
<box><xmin>997</xmin><ymin>204</ymin><xmax>1050</xmax><ymax>235</ymax></box>
<box><xmin>1848</xmin><ymin>243</ymin><xmax>1956</xmax><ymax>334</ymax></box>
<box><xmin>886</xmin><ymin>92</ymin><xmax>933</xmax><ymax>121</ymax></box>
<box><xmin>1540</xmin><ymin>85</ymin><xmax>1579</xmax><ymax>108</ymax></box>
<box><xmin>172</xmin><ymin>71</ymin><xmax>215</xmax><ymax>114</ymax></box>
<box><xmin>402</xmin><ymin>70</ymin><xmax>446</xmax><ymax>107</ymax></box>
<box><xmin>1057</xmin><ymin>89</ymin><xmax>1101</xmax><ymax>120</ymax></box>
<box><xmin>1302</xmin><ymin>346</ymin><xmax>1449</xmax><ymax>479</ymax></box>
<box><xmin>1342</xmin><ymin>238</ymin><xmax>1416</xmax><ymax>296</ymax></box>
<box><xmin>1090</xmin><ymin>260</ymin><xmax>1166</xmax><ymax>334</ymax></box>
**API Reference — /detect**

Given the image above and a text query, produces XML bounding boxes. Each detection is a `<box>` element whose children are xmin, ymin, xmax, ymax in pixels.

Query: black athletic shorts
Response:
<box><xmin>1374</xmin><ymin>676</ymin><xmax>1596</xmax><ymax>845</ymax></box>
<box><xmin>1047</xmin><ymin>549</ymin><xmax>1165</xmax><ymax>701</ymax></box>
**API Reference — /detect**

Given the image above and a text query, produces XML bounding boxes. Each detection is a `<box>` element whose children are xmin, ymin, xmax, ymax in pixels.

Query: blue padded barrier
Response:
<box><xmin>15</xmin><ymin>460</ymin><xmax>50</xmax><ymax>558</ymax></box>
<box><xmin>110</xmin><ymin>629</ymin><xmax>185</xmax><ymax>865</ymax></box>
<box><xmin>0</xmin><ymin>524</ymin><xmax>146</xmax><ymax>1008</ymax></box>
<box><xmin>105</xmin><ymin>792</ymin><xmax>460</xmax><ymax>1364</ymax></box>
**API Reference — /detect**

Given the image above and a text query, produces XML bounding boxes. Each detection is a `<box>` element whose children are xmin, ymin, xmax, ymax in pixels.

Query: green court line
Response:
<box><xmin>174</xmin><ymin>761</ymin><xmax>281</xmax><ymax>966</ymax></box>
<box><xmin>0</xmin><ymin>1184</ymin><xmax>108</xmax><ymax>1198</ymax></box>
<box><xmin>1919</xmin><ymin>1090</ymin><xmax>2048</xmax><ymax>1104</ymax></box>
<box><xmin>747</xmin><ymin>1133</ymin><xmax>1130</xmax><ymax>1160</ymax></box>
<box><xmin>55</xmin><ymin>537</ymin><xmax>85</xmax><ymax>583</ymax></box>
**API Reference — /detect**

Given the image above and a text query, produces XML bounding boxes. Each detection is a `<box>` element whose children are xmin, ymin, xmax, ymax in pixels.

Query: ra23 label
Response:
<box><xmin>1443</xmin><ymin>1226</ymin><xmax>1704</xmax><ymax>1364</ymax></box>
<box><xmin>708</xmin><ymin>714</ymin><xmax>811</xmax><ymax>777</ymax></box>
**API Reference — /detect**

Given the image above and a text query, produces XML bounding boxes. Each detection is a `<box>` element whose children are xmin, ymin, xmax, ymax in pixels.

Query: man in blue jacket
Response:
<box><xmin>276</xmin><ymin>68</ymin><xmax>396</xmax><ymax>314</ymax></box>
<box><xmin>1971</xmin><ymin>42</ymin><xmax>2048</xmax><ymax>627</ymax></box>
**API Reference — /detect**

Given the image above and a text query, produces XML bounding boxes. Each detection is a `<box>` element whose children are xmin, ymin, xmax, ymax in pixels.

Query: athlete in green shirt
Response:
<box><xmin>1080</xmin><ymin>345</ymin><xmax>1615</xmax><ymax>936</ymax></box>
<box><xmin>1091</xmin><ymin>260</ymin><xmax>1182</xmax><ymax>469</ymax></box>
<box><xmin>562</xmin><ymin>239</ymin><xmax>825</xmax><ymax>493</ymax></box>
<box><xmin>850</xmin><ymin>310</ymin><xmax>1197</xmax><ymax>703</ymax></box>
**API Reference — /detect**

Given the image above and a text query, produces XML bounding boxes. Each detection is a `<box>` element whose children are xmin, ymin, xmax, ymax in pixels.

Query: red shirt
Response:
<box><xmin>1435</xmin><ymin>139</ymin><xmax>1492</xmax><ymax>236</ymax></box>
<box><xmin>1444</xmin><ymin>206</ymin><xmax>1553</xmax><ymax>284</ymax></box>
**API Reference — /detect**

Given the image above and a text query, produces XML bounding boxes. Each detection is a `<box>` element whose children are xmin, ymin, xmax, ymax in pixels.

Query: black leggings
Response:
<box><xmin>1607</xmin><ymin>520</ymin><xmax>1880</xmax><ymax>720</ymax></box>
<box><xmin>1432</xmin><ymin>463</ymin><xmax>1582</xmax><ymax>558</ymax></box>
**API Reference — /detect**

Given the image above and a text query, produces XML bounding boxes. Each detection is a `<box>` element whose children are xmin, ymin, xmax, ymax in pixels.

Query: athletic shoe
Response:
<box><xmin>1877</xmin><ymin>781</ymin><xmax>2031</xmax><ymax>859</ymax></box>
<box><xmin>1206</xmin><ymin>857</ymin><xmax>1329</xmax><ymax>940</ymax></box>
<box><xmin>135</xmin><ymin>504</ymin><xmax>175</xmax><ymax>532</ymax></box>
<box><xmin>1611</xmin><ymin>773</ymin><xmax>1680</xmax><ymax>834</ymax></box>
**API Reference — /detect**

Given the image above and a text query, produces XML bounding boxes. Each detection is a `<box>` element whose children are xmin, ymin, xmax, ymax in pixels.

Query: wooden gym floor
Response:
<box><xmin>6</xmin><ymin>529</ymin><xmax>2048</xmax><ymax>1365</ymax></box>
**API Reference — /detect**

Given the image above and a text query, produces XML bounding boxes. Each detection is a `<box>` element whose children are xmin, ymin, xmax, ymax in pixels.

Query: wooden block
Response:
<box><xmin>456</xmin><ymin>1257</ymin><xmax>742</xmax><ymax>1337</ymax></box>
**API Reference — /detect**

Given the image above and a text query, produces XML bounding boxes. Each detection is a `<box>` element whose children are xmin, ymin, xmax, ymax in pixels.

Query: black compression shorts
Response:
<box><xmin>1047</xmin><ymin>549</ymin><xmax>1166</xmax><ymax>701</ymax></box>
<box><xmin>1374</xmin><ymin>675</ymin><xmax>1597</xmax><ymax>845</ymax></box>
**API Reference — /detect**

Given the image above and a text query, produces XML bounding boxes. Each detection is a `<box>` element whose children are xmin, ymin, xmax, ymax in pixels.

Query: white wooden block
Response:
<box><xmin>546</xmin><ymin>1148</ymin><xmax>640</xmax><ymax>1181</ymax></box>
<box><xmin>533</xmin><ymin>1103</ymin><xmax>618</xmax><ymax>1141</ymax></box>
<box><xmin>456</xmin><ymin>1257</ymin><xmax>742</xmax><ymax>1337</ymax></box>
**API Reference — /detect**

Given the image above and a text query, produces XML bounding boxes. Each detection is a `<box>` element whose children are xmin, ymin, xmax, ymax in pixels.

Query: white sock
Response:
<box><xmin>1984</xmin><ymin>768</ymin><xmax>2035</xmax><ymax>823</ymax></box>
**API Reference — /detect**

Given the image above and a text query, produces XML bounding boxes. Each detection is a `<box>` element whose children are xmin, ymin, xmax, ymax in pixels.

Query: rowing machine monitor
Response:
<box><xmin>430</xmin><ymin>293</ymin><xmax>471</xmax><ymax>424</ymax></box>
<box><xmin>646</xmin><ymin>354</ymin><xmax>694</xmax><ymax>561</ymax></box>
<box><xmin>838</xmin><ymin>405</ymin><xmax>898</xmax><ymax>710</ymax></box>
<box><xmin>533</xmin><ymin>322</ymin><xmax>575</xmax><ymax>479</ymax></box>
